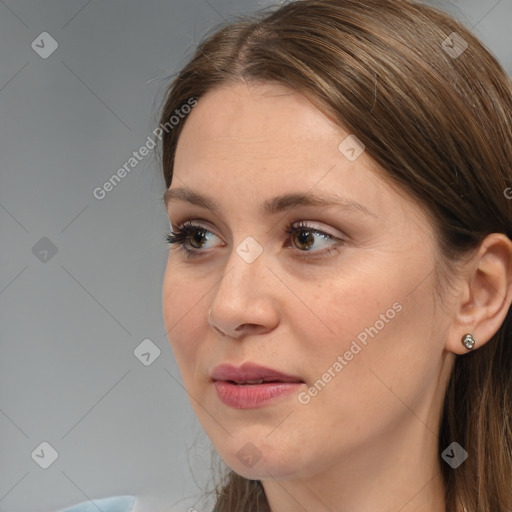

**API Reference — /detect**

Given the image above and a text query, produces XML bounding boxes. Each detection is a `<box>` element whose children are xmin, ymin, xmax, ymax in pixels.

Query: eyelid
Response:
<box><xmin>168</xmin><ymin>219</ymin><xmax>348</xmax><ymax>259</ymax></box>
<box><xmin>170</xmin><ymin>217</ymin><xmax>346</xmax><ymax>241</ymax></box>
<box><xmin>292</xmin><ymin>220</ymin><xmax>345</xmax><ymax>239</ymax></box>
<box><xmin>171</xmin><ymin>218</ymin><xmax>220</xmax><ymax>235</ymax></box>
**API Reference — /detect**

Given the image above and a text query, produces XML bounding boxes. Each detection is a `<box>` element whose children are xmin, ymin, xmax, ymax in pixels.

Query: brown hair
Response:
<box><xmin>157</xmin><ymin>1</ymin><xmax>512</xmax><ymax>510</ymax></box>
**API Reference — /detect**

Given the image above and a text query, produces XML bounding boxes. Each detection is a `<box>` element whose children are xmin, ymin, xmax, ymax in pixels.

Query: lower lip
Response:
<box><xmin>214</xmin><ymin>380</ymin><xmax>303</xmax><ymax>409</ymax></box>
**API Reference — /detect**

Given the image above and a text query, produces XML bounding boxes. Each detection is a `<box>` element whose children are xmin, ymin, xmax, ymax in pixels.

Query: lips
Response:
<box><xmin>211</xmin><ymin>362</ymin><xmax>304</xmax><ymax>385</ymax></box>
<box><xmin>211</xmin><ymin>363</ymin><xmax>305</xmax><ymax>409</ymax></box>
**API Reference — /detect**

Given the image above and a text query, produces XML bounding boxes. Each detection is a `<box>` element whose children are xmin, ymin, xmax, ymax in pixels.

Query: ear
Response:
<box><xmin>446</xmin><ymin>233</ymin><xmax>512</xmax><ymax>355</ymax></box>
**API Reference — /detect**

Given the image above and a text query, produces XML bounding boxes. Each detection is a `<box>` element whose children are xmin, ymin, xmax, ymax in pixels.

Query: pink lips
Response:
<box><xmin>211</xmin><ymin>362</ymin><xmax>305</xmax><ymax>409</ymax></box>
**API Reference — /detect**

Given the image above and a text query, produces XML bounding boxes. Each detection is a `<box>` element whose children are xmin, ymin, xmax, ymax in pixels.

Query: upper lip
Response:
<box><xmin>211</xmin><ymin>362</ymin><xmax>304</xmax><ymax>384</ymax></box>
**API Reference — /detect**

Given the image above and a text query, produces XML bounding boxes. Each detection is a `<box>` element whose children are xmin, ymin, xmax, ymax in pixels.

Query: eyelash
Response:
<box><xmin>164</xmin><ymin>220</ymin><xmax>344</xmax><ymax>259</ymax></box>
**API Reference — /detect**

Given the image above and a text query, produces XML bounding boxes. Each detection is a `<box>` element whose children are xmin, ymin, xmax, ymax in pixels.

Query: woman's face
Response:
<box><xmin>162</xmin><ymin>81</ymin><xmax>455</xmax><ymax>481</ymax></box>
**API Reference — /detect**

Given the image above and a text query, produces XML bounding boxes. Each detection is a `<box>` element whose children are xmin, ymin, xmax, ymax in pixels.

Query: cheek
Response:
<box><xmin>162</xmin><ymin>262</ymin><xmax>206</xmax><ymax>375</ymax></box>
<box><xmin>292</xmin><ymin>263</ymin><xmax>403</xmax><ymax>355</ymax></box>
<box><xmin>292</xmin><ymin>257</ymin><xmax>441</xmax><ymax>408</ymax></box>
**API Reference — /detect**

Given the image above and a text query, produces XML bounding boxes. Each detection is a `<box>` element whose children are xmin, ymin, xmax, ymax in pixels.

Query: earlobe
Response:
<box><xmin>446</xmin><ymin>233</ymin><xmax>512</xmax><ymax>355</ymax></box>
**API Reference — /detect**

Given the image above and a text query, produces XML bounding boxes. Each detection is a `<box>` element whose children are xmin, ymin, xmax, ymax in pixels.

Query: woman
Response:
<box><xmin>159</xmin><ymin>1</ymin><xmax>512</xmax><ymax>510</ymax></box>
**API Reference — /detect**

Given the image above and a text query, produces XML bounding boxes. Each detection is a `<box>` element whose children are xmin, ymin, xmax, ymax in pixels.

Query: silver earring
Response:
<box><xmin>461</xmin><ymin>333</ymin><xmax>476</xmax><ymax>350</ymax></box>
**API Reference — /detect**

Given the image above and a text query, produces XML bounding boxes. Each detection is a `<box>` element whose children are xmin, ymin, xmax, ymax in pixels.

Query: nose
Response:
<box><xmin>207</xmin><ymin>247</ymin><xmax>280</xmax><ymax>339</ymax></box>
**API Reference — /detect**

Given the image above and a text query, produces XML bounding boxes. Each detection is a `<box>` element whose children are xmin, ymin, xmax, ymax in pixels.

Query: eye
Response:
<box><xmin>284</xmin><ymin>220</ymin><xmax>343</xmax><ymax>258</ymax></box>
<box><xmin>164</xmin><ymin>220</ymin><xmax>344</xmax><ymax>258</ymax></box>
<box><xmin>165</xmin><ymin>221</ymin><xmax>220</xmax><ymax>257</ymax></box>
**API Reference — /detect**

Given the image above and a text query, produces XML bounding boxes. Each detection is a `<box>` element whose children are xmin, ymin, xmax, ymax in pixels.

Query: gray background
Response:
<box><xmin>1</xmin><ymin>1</ymin><xmax>511</xmax><ymax>511</ymax></box>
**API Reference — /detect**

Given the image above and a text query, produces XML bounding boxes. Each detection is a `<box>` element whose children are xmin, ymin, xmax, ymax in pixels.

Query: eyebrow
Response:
<box><xmin>163</xmin><ymin>187</ymin><xmax>376</xmax><ymax>218</ymax></box>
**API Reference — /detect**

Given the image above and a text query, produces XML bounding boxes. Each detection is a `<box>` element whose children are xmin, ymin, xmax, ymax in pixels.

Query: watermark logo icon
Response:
<box><xmin>134</xmin><ymin>338</ymin><xmax>161</xmax><ymax>366</ymax></box>
<box><xmin>31</xmin><ymin>32</ymin><xmax>59</xmax><ymax>59</ymax></box>
<box><xmin>31</xmin><ymin>441</ymin><xmax>59</xmax><ymax>469</ymax></box>
<box><xmin>442</xmin><ymin>32</ymin><xmax>468</xmax><ymax>59</ymax></box>
<box><xmin>441</xmin><ymin>441</ymin><xmax>468</xmax><ymax>468</ymax></box>
<box><xmin>237</xmin><ymin>442</ymin><xmax>262</xmax><ymax>467</ymax></box>
<box><xmin>32</xmin><ymin>237</ymin><xmax>58</xmax><ymax>263</ymax></box>
<box><xmin>236</xmin><ymin>236</ymin><xmax>263</xmax><ymax>263</ymax></box>
<box><xmin>338</xmin><ymin>135</ymin><xmax>365</xmax><ymax>161</ymax></box>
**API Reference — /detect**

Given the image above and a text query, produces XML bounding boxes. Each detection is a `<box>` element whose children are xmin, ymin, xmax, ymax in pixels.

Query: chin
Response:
<box><xmin>216</xmin><ymin>440</ymin><xmax>306</xmax><ymax>480</ymax></box>
<box><xmin>225</xmin><ymin>456</ymin><xmax>296</xmax><ymax>480</ymax></box>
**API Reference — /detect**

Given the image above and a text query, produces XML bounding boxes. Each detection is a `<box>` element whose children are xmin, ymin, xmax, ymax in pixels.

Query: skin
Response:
<box><xmin>162</xmin><ymin>81</ymin><xmax>512</xmax><ymax>512</ymax></box>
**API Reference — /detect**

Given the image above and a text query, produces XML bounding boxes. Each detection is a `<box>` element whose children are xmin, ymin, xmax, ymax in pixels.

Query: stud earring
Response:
<box><xmin>461</xmin><ymin>333</ymin><xmax>476</xmax><ymax>350</ymax></box>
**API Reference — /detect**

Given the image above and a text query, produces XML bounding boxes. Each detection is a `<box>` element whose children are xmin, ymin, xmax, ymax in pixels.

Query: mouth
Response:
<box><xmin>210</xmin><ymin>362</ymin><xmax>304</xmax><ymax>385</ymax></box>
<box><xmin>213</xmin><ymin>379</ymin><xmax>303</xmax><ymax>409</ymax></box>
<box><xmin>212</xmin><ymin>370</ymin><xmax>305</xmax><ymax>409</ymax></box>
<box><xmin>224</xmin><ymin>377</ymin><xmax>300</xmax><ymax>385</ymax></box>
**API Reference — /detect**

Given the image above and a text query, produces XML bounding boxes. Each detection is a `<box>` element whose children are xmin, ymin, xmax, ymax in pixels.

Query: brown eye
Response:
<box><xmin>292</xmin><ymin>229</ymin><xmax>316</xmax><ymax>250</ymax></box>
<box><xmin>283</xmin><ymin>221</ymin><xmax>346</xmax><ymax>259</ymax></box>
<box><xmin>189</xmin><ymin>228</ymin><xmax>209</xmax><ymax>249</ymax></box>
<box><xmin>165</xmin><ymin>222</ymin><xmax>219</xmax><ymax>256</ymax></box>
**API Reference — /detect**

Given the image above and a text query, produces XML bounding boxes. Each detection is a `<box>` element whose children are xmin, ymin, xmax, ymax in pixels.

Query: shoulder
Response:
<box><xmin>56</xmin><ymin>496</ymin><xmax>136</xmax><ymax>512</ymax></box>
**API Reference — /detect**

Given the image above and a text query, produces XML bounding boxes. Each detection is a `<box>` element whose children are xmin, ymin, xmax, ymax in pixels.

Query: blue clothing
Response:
<box><xmin>55</xmin><ymin>495</ymin><xmax>135</xmax><ymax>512</ymax></box>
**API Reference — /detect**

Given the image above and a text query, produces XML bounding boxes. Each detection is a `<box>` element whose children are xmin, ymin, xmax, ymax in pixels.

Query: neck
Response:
<box><xmin>261</xmin><ymin>417</ymin><xmax>446</xmax><ymax>512</ymax></box>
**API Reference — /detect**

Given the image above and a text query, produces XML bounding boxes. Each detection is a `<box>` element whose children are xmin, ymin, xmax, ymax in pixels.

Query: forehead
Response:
<box><xmin>171</xmin><ymin>81</ymin><xmax>425</xmax><ymax>228</ymax></box>
<box><xmin>177</xmin><ymin>82</ymin><xmax>347</xmax><ymax>158</ymax></box>
<box><xmin>175</xmin><ymin>82</ymin><xmax>375</xmax><ymax>179</ymax></box>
